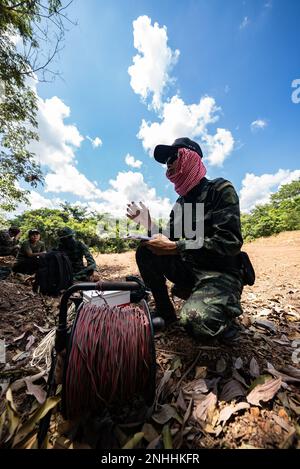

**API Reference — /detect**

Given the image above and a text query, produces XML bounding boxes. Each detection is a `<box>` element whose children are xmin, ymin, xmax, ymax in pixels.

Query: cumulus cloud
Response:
<box><xmin>138</xmin><ymin>94</ymin><xmax>234</xmax><ymax>166</ymax></box>
<box><xmin>83</xmin><ymin>171</ymin><xmax>172</xmax><ymax>219</ymax></box>
<box><xmin>29</xmin><ymin>95</ymin><xmax>105</xmax><ymax>200</ymax></box>
<box><xmin>203</xmin><ymin>128</ymin><xmax>234</xmax><ymax>166</ymax></box>
<box><xmin>128</xmin><ymin>15</ymin><xmax>180</xmax><ymax>110</ymax></box>
<box><xmin>45</xmin><ymin>165</ymin><xmax>102</xmax><ymax>199</ymax></box>
<box><xmin>125</xmin><ymin>153</ymin><xmax>143</xmax><ymax>168</ymax></box>
<box><xmin>251</xmin><ymin>119</ymin><xmax>268</xmax><ymax>132</ymax></box>
<box><xmin>87</xmin><ymin>136</ymin><xmax>102</xmax><ymax>148</ymax></box>
<box><xmin>240</xmin><ymin>169</ymin><xmax>300</xmax><ymax>212</ymax></box>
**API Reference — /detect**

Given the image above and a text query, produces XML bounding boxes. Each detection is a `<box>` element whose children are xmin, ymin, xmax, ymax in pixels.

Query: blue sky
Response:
<box><xmin>23</xmin><ymin>0</ymin><xmax>300</xmax><ymax>216</ymax></box>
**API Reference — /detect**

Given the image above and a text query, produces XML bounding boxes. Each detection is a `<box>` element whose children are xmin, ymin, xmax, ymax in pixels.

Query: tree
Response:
<box><xmin>241</xmin><ymin>179</ymin><xmax>300</xmax><ymax>241</ymax></box>
<box><xmin>0</xmin><ymin>1</ymin><xmax>73</xmax><ymax>215</ymax></box>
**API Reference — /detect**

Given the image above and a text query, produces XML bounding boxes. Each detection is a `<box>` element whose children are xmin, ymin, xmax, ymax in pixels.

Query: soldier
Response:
<box><xmin>127</xmin><ymin>137</ymin><xmax>244</xmax><ymax>341</ymax></box>
<box><xmin>57</xmin><ymin>227</ymin><xmax>96</xmax><ymax>281</ymax></box>
<box><xmin>0</xmin><ymin>226</ymin><xmax>21</xmax><ymax>257</ymax></box>
<box><xmin>13</xmin><ymin>229</ymin><xmax>46</xmax><ymax>274</ymax></box>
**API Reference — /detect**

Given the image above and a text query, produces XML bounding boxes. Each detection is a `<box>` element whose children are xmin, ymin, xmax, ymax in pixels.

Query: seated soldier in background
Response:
<box><xmin>57</xmin><ymin>227</ymin><xmax>97</xmax><ymax>281</ymax></box>
<box><xmin>0</xmin><ymin>226</ymin><xmax>21</xmax><ymax>257</ymax></box>
<box><xmin>13</xmin><ymin>228</ymin><xmax>46</xmax><ymax>274</ymax></box>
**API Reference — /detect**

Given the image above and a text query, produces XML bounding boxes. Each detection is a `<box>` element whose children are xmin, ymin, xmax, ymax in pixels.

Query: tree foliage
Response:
<box><xmin>0</xmin><ymin>1</ymin><xmax>73</xmax><ymax>214</ymax></box>
<box><xmin>241</xmin><ymin>179</ymin><xmax>300</xmax><ymax>241</ymax></box>
<box><xmin>10</xmin><ymin>204</ymin><xmax>140</xmax><ymax>253</ymax></box>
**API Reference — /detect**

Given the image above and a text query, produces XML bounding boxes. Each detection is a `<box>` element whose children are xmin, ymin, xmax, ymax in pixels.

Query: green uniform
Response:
<box><xmin>58</xmin><ymin>239</ymin><xmax>96</xmax><ymax>281</ymax></box>
<box><xmin>136</xmin><ymin>177</ymin><xmax>244</xmax><ymax>339</ymax></box>
<box><xmin>0</xmin><ymin>230</ymin><xmax>19</xmax><ymax>256</ymax></box>
<box><xmin>13</xmin><ymin>240</ymin><xmax>45</xmax><ymax>274</ymax></box>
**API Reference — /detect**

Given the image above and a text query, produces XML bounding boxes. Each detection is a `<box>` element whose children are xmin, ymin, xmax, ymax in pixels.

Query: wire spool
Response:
<box><xmin>62</xmin><ymin>300</ymin><xmax>156</xmax><ymax>421</ymax></box>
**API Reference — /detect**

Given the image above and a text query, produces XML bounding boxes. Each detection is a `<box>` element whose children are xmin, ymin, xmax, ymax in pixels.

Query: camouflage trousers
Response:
<box><xmin>136</xmin><ymin>244</ymin><xmax>243</xmax><ymax>339</ymax></box>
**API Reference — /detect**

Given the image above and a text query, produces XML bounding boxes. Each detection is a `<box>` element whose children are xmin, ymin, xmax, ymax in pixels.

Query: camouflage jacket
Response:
<box><xmin>58</xmin><ymin>240</ymin><xmax>96</xmax><ymax>280</ymax></box>
<box><xmin>0</xmin><ymin>230</ymin><xmax>18</xmax><ymax>248</ymax></box>
<box><xmin>167</xmin><ymin>177</ymin><xmax>243</xmax><ymax>275</ymax></box>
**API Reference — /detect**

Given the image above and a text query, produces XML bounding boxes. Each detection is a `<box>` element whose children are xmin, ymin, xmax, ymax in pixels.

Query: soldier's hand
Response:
<box><xmin>126</xmin><ymin>201</ymin><xmax>151</xmax><ymax>231</ymax></box>
<box><xmin>145</xmin><ymin>234</ymin><xmax>178</xmax><ymax>255</ymax></box>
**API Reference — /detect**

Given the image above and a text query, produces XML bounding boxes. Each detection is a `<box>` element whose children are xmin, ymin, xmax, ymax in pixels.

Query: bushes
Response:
<box><xmin>241</xmin><ymin>179</ymin><xmax>300</xmax><ymax>241</ymax></box>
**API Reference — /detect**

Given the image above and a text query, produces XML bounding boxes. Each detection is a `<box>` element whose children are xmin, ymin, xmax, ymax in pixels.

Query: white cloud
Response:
<box><xmin>29</xmin><ymin>95</ymin><xmax>105</xmax><ymax>199</ymax></box>
<box><xmin>251</xmin><ymin>119</ymin><xmax>268</xmax><ymax>132</ymax></box>
<box><xmin>86</xmin><ymin>171</ymin><xmax>172</xmax><ymax>219</ymax></box>
<box><xmin>137</xmin><ymin>94</ymin><xmax>234</xmax><ymax>166</ymax></box>
<box><xmin>87</xmin><ymin>136</ymin><xmax>102</xmax><ymax>148</ymax></box>
<box><xmin>125</xmin><ymin>153</ymin><xmax>143</xmax><ymax>168</ymax></box>
<box><xmin>240</xmin><ymin>169</ymin><xmax>300</xmax><ymax>213</ymax></box>
<box><xmin>240</xmin><ymin>16</ymin><xmax>250</xmax><ymax>29</ymax></box>
<box><xmin>203</xmin><ymin>128</ymin><xmax>234</xmax><ymax>166</ymax></box>
<box><xmin>45</xmin><ymin>165</ymin><xmax>102</xmax><ymax>199</ymax></box>
<box><xmin>30</xmin><ymin>96</ymin><xmax>84</xmax><ymax>170</ymax></box>
<box><xmin>128</xmin><ymin>15</ymin><xmax>180</xmax><ymax>110</ymax></box>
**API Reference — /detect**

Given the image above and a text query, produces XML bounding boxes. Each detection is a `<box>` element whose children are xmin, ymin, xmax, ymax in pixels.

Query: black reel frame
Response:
<box><xmin>37</xmin><ymin>279</ymin><xmax>159</xmax><ymax>448</ymax></box>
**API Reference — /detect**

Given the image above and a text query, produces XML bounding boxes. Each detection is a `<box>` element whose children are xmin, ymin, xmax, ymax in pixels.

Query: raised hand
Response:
<box><xmin>126</xmin><ymin>201</ymin><xmax>151</xmax><ymax>231</ymax></box>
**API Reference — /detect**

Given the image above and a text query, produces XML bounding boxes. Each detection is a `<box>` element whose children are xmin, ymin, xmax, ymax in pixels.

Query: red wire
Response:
<box><xmin>65</xmin><ymin>303</ymin><xmax>153</xmax><ymax>419</ymax></box>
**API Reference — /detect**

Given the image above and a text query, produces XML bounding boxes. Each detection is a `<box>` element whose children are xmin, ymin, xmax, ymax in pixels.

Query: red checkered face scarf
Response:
<box><xmin>166</xmin><ymin>147</ymin><xmax>207</xmax><ymax>196</ymax></box>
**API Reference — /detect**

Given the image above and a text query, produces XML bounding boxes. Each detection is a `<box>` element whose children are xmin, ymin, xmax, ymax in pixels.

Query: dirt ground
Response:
<box><xmin>0</xmin><ymin>231</ymin><xmax>299</xmax><ymax>449</ymax></box>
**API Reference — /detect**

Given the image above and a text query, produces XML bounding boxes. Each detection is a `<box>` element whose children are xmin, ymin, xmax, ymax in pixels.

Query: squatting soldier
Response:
<box><xmin>127</xmin><ymin>137</ymin><xmax>245</xmax><ymax>341</ymax></box>
<box><xmin>0</xmin><ymin>226</ymin><xmax>21</xmax><ymax>257</ymax></box>
<box><xmin>57</xmin><ymin>227</ymin><xmax>97</xmax><ymax>281</ymax></box>
<box><xmin>13</xmin><ymin>228</ymin><xmax>46</xmax><ymax>274</ymax></box>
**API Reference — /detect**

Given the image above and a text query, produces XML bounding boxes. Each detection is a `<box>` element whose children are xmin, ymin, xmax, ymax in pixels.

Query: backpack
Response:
<box><xmin>33</xmin><ymin>250</ymin><xmax>73</xmax><ymax>295</ymax></box>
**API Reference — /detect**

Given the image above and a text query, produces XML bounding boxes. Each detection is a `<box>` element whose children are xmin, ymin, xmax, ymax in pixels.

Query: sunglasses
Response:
<box><xmin>166</xmin><ymin>149</ymin><xmax>180</xmax><ymax>166</ymax></box>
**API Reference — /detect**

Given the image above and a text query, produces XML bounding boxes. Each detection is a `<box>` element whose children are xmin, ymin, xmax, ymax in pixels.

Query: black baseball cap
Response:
<box><xmin>154</xmin><ymin>137</ymin><xmax>203</xmax><ymax>164</ymax></box>
<box><xmin>28</xmin><ymin>229</ymin><xmax>40</xmax><ymax>235</ymax></box>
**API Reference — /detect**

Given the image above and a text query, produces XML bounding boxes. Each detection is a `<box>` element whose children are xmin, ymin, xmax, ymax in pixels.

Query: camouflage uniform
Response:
<box><xmin>136</xmin><ymin>177</ymin><xmax>244</xmax><ymax>339</ymax></box>
<box><xmin>0</xmin><ymin>230</ymin><xmax>19</xmax><ymax>256</ymax></box>
<box><xmin>13</xmin><ymin>239</ymin><xmax>45</xmax><ymax>274</ymax></box>
<box><xmin>58</xmin><ymin>239</ymin><xmax>96</xmax><ymax>281</ymax></box>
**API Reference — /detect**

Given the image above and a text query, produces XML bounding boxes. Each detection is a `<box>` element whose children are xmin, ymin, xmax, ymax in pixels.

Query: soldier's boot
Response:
<box><xmin>171</xmin><ymin>284</ymin><xmax>193</xmax><ymax>300</ymax></box>
<box><xmin>150</xmin><ymin>285</ymin><xmax>177</xmax><ymax>326</ymax></box>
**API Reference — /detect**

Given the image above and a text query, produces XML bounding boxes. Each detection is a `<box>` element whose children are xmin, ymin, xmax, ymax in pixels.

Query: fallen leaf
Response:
<box><xmin>33</xmin><ymin>323</ymin><xmax>51</xmax><ymax>333</ymax></box>
<box><xmin>12</xmin><ymin>396</ymin><xmax>60</xmax><ymax>447</ymax></box>
<box><xmin>25</xmin><ymin>335</ymin><xmax>36</xmax><ymax>351</ymax></box>
<box><xmin>249</xmin><ymin>357</ymin><xmax>260</xmax><ymax>378</ymax></box>
<box><xmin>183</xmin><ymin>378</ymin><xmax>215</xmax><ymax>397</ymax></box>
<box><xmin>162</xmin><ymin>424</ymin><xmax>173</xmax><ymax>449</ymax></box>
<box><xmin>24</xmin><ymin>380</ymin><xmax>46</xmax><ymax>405</ymax></box>
<box><xmin>253</xmin><ymin>319</ymin><xmax>277</xmax><ymax>334</ymax></box>
<box><xmin>122</xmin><ymin>432</ymin><xmax>144</xmax><ymax>449</ymax></box>
<box><xmin>248</xmin><ymin>374</ymin><xmax>272</xmax><ymax>392</ymax></box>
<box><xmin>247</xmin><ymin>377</ymin><xmax>282</xmax><ymax>406</ymax></box>
<box><xmin>218</xmin><ymin>402</ymin><xmax>250</xmax><ymax>426</ymax></box>
<box><xmin>141</xmin><ymin>423</ymin><xmax>158</xmax><ymax>443</ymax></box>
<box><xmin>194</xmin><ymin>366</ymin><xmax>207</xmax><ymax>379</ymax></box>
<box><xmin>280</xmin><ymin>365</ymin><xmax>300</xmax><ymax>380</ymax></box>
<box><xmin>12</xmin><ymin>351</ymin><xmax>30</xmax><ymax>362</ymax></box>
<box><xmin>5</xmin><ymin>388</ymin><xmax>20</xmax><ymax>442</ymax></box>
<box><xmin>232</xmin><ymin>369</ymin><xmax>248</xmax><ymax>388</ymax></box>
<box><xmin>193</xmin><ymin>392</ymin><xmax>217</xmax><ymax>422</ymax></box>
<box><xmin>0</xmin><ymin>410</ymin><xmax>7</xmax><ymax>441</ymax></box>
<box><xmin>267</xmin><ymin>362</ymin><xmax>300</xmax><ymax>384</ymax></box>
<box><xmin>13</xmin><ymin>333</ymin><xmax>25</xmax><ymax>342</ymax></box>
<box><xmin>147</xmin><ymin>435</ymin><xmax>161</xmax><ymax>449</ymax></box>
<box><xmin>152</xmin><ymin>404</ymin><xmax>182</xmax><ymax>425</ymax></box>
<box><xmin>155</xmin><ymin>370</ymin><xmax>172</xmax><ymax>404</ymax></box>
<box><xmin>176</xmin><ymin>389</ymin><xmax>187</xmax><ymax>412</ymax></box>
<box><xmin>234</xmin><ymin>357</ymin><xmax>243</xmax><ymax>370</ymax></box>
<box><xmin>219</xmin><ymin>379</ymin><xmax>246</xmax><ymax>402</ymax></box>
<box><xmin>272</xmin><ymin>414</ymin><xmax>293</xmax><ymax>433</ymax></box>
